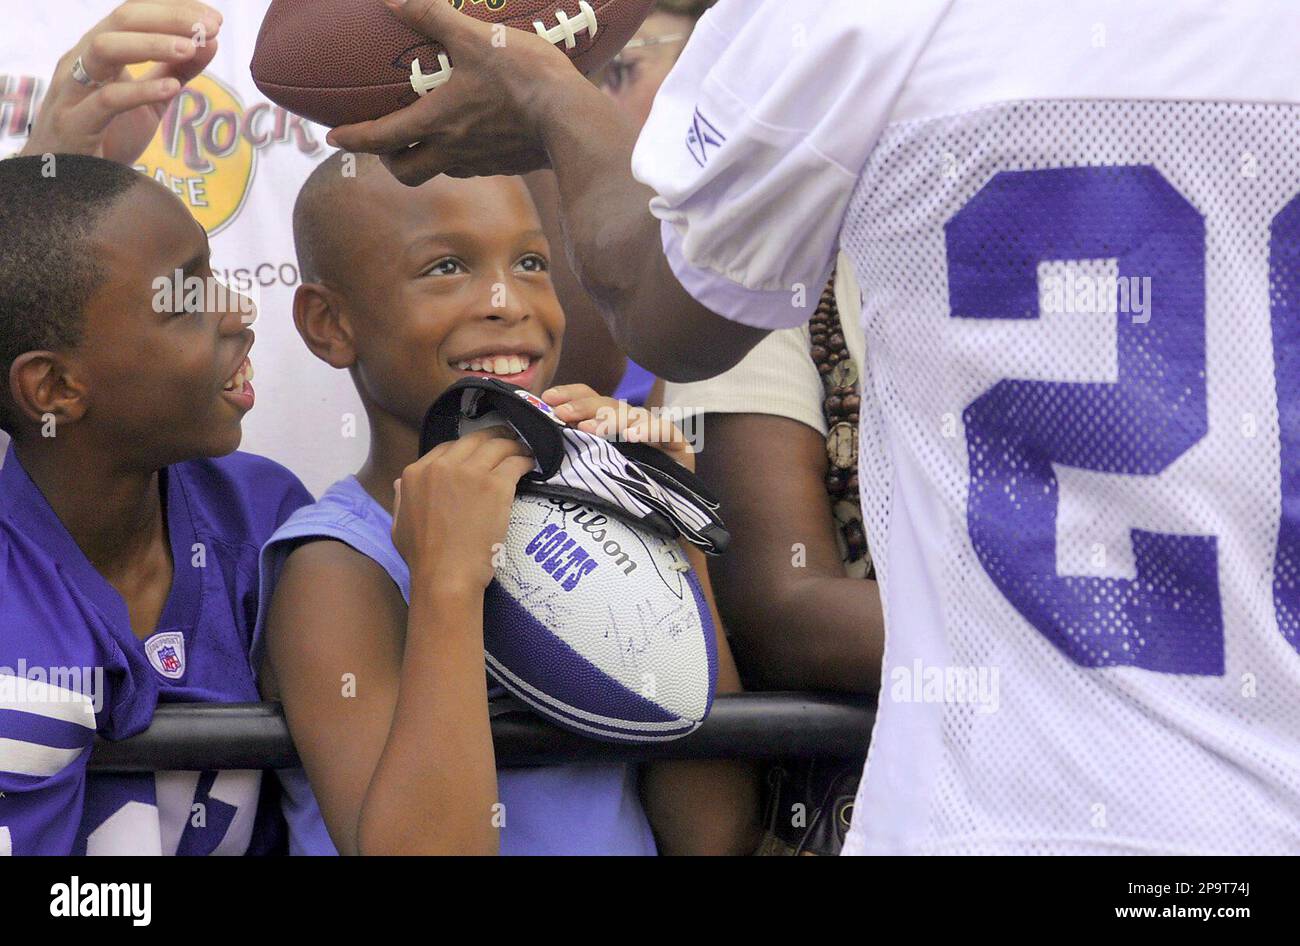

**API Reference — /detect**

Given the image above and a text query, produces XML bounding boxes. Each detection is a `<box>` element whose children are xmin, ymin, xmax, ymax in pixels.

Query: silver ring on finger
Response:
<box><xmin>71</xmin><ymin>55</ymin><xmax>107</xmax><ymax>89</ymax></box>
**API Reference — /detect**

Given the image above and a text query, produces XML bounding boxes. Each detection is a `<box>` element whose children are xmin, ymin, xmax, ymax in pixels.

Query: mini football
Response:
<box><xmin>251</xmin><ymin>0</ymin><xmax>657</xmax><ymax>127</ymax></box>
<box><xmin>484</xmin><ymin>492</ymin><xmax>717</xmax><ymax>742</ymax></box>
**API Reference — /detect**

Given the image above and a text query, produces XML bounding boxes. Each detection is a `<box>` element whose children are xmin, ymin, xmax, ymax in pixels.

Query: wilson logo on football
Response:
<box><xmin>411</xmin><ymin>2</ymin><xmax>600</xmax><ymax>96</ymax></box>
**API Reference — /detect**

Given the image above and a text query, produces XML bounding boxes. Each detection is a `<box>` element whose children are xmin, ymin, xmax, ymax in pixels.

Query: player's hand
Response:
<box><xmin>326</xmin><ymin>0</ymin><xmax>582</xmax><ymax>185</ymax></box>
<box><xmin>20</xmin><ymin>0</ymin><xmax>222</xmax><ymax>164</ymax></box>
<box><xmin>542</xmin><ymin>383</ymin><xmax>696</xmax><ymax>473</ymax></box>
<box><xmin>391</xmin><ymin>426</ymin><xmax>535</xmax><ymax>590</ymax></box>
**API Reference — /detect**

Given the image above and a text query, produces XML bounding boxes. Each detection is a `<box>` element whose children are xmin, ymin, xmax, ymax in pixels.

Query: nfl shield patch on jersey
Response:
<box><xmin>145</xmin><ymin>631</ymin><xmax>186</xmax><ymax>680</ymax></box>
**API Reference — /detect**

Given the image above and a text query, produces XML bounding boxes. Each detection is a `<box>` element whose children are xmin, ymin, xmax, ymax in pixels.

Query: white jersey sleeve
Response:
<box><xmin>630</xmin><ymin>0</ymin><xmax>952</xmax><ymax>330</ymax></box>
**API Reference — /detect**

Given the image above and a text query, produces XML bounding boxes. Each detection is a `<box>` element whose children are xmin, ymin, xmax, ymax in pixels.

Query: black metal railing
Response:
<box><xmin>88</xmin><ymin>693</ymin><xmax>875</xmax><ymax>771</ymax></box>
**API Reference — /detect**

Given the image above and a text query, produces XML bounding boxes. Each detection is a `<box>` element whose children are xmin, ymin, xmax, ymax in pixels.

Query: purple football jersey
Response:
<box><xmin>0</xmin><ymin>446</ymin><xmax>311</xmax><ymax>855</ymax></box>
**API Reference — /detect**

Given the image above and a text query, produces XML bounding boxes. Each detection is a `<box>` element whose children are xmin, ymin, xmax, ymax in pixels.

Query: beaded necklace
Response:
<box><xmin>810</xmin><ymin>272</ymin><xmax>873</xmax><ymax>578</ymax></box>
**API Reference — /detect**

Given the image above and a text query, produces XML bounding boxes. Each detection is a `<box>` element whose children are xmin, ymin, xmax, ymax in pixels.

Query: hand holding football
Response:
<box><xmin>252</xmin><ymin>0</ymin><xmax>656</xmax><ymax>128</ymax></box>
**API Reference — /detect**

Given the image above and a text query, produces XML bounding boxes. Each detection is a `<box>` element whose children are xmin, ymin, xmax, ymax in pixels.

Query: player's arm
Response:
<box><xmin>697</xmin><ymin>413</ymin><xmax>883</xmax><ymax>692</ymax></box>
<box><xmin>638</xmin><ymin>541</ymin><xmax>763</xmax><ymax>856</ymax></box>
<box><xmin>327</xmin><ymin>0</ymin><xmax>770</xmax><ymax>384</ymax></box>
<box><xmin>523</xmin><ymin>170</ymin><xmax>628</xmax><ymax>395</ymax></box>
<box><xmin>531</xmin><ymin>85</ymin><xmax>771</xmax><ymax>384</ymax></box>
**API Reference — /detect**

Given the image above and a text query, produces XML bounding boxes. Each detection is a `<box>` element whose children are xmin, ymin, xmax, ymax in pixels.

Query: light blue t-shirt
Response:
<box><xmin>256</xmin><ymin>476</ymin><xmax>658</xmax><ymax>856</ymax></box>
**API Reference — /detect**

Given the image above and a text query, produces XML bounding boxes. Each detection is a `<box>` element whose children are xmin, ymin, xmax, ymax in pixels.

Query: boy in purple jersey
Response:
<box><xmin>0</xmin><ymin>155</ymin><xmax>312</xmax><ymax>855</ymax></box>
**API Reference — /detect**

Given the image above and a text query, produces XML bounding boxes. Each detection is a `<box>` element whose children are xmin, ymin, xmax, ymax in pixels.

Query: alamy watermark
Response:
<box><xmin>50</xmin><ymin>877</ymin><xmax>150</xmax><ymax>927</ymax></box>
<box><xmin>0</xmin><ymin>663</ymin><xmax>105</xmax><ymax>714</ymax></box>
<box><xmin>151</xmin><ymin>269</ymin><xmax>259</xmax><ymax>324</ymax></box>
<box><xmin>888</xmin><ymin>659</ymin><xmax>1000</xmax><ymax>715</ymax></box>
<box><xmin>590</xmin><ymin>402</ymin><xmax>706</xmax><ymax>453</ymax></box>
<box><xmin>1039</xmin><ymin>267</ymin><xmax>1152</xmax><ymax>324</ymax></box>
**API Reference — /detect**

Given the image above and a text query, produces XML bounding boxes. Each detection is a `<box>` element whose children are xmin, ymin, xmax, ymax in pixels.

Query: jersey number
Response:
<box><xmin>946</xmin><ymin>165</ymin><xmax>1300</xmax><ymax>674</ymax></box>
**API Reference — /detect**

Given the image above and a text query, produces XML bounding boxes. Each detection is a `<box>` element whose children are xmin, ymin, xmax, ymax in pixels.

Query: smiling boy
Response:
<box><xmin>0</xmin><ymin>155</ymin><xmax>311</xmax><ymax>855</ymax></box>
<box><xmin>258</xmin><ymin>152</ymin><xmax>759</xmax><ymax>855</ymax></box>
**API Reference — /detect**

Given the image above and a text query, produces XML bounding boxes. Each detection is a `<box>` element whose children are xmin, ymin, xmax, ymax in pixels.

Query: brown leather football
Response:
<box><xmin>251</xmin><ymin>0</ymin><xmax>656</xmax><ymax>127</ymax></box>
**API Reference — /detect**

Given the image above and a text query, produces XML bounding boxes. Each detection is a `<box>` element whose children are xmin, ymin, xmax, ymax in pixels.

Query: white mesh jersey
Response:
<box><xmin>633</xmin><ymin>0</ymin><xmax>1300</xmax><ymax>854</ymax></box>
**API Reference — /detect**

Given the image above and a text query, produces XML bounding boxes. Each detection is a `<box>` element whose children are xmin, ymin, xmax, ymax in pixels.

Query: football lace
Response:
<box><xmin>410</xmin><ymin>1</ymin><xmax>599</xmax><ymax>97</ymax></box>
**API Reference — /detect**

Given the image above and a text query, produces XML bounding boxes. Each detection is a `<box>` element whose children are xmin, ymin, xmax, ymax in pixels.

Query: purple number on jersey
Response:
<box><xmin>1270</xmin><ymin>195</ymin><xmax>1300</xmax><ymax>655</ymax></box>
<box><xmin>947</xmin><ymin>165</ymin><xmax>1223</xmax><ymax>674</ymax></box>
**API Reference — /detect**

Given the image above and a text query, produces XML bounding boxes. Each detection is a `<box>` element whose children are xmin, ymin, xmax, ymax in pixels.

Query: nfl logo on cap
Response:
<box><xmin>513</xmin><ymin>388</ymin><xmax>564</xmax><ymax>423</ymax></box>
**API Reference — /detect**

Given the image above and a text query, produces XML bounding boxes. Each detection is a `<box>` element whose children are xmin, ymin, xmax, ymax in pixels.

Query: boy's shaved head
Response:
<box><xmin>293</xmin><ymin>150</ymin><xmax>386</xmax><ymax>285</ymax></box>
<box><xmin>288</xmin><ymin>152</ymin><xmax>566</xmax><ymax>430</ymax></box>
<box><xmin>0</xmin><ymin>155</ymin><xmax>142</xmax><ymax>434</ymax></box>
